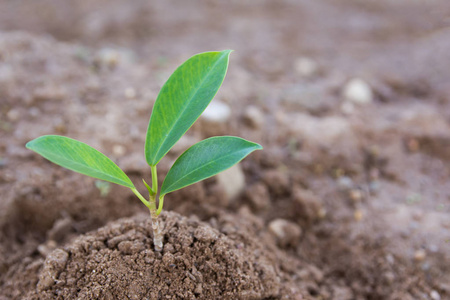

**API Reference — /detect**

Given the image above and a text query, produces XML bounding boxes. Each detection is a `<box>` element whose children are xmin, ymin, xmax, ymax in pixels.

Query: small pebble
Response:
<box><xmin>337</xmin><ymin>176</ymin><xmax>354</xmax><ymax>190</ymax></box>
<box><xmin>98</xmin><ymin>48</ymin><xmax>120</xmax><ymax>68</ymax></box>
<box><xmin>125</xmin><ymin>87</ymin><xmax>137</xmax><ymax>99</ymax></box>
<box><xmin>194</xmin><ymin>226</ymin><xmax>218</xmax><ymax>244</ymax></box>
<box><xmin>7</xmin><ymin>109</ymin><xmax>20</xmax><ymax>121</ymax></box>
<box><xmin>383</xmin><ymin>271</ymin><xmax>395</xmax><ymax>284</ymax></box>
<box><xmin>414</xmin><ymin>249</ymin><xmax>426</xmax><ymax>262</ymax></box>
<box><xmin>294</xmin><ymin>57</ymin><xmax>319</xmax><ymax>78</ymax></box>
<box><xmin>386</xmin><ymin>254</ymin><xmax>395</xmax><ymax>264</ymax></box>
<box><xmin>354</xmin><ymin>209</ymin><xmax>363</xmax><ymax>221</ymax></box>
<box><xmin>243</xmin><ymin>105</ymin><xmax>265</xmax><ymax>129</ymax></box>
<box><xmin>349</xmin><ymin>189</ymin><xmax>363</xmax><ymax>203</ymax></box>
<box><xmin>37</xmin><ymin>240</ymin><xmax>58</xmax><ymax>257</ymax></box>
<box><xmin>317</xmin><ymin>207</ymin><xmax>327</xmax><ymax>219</ymax></box>
<box><xmin>113</xmin><ymin>144</ymin><xmax>126</xmax><ymax>157</ymax></box>
<box><xmin>216</xmin><ymin>164</ymin><xmax>246</xmax><ymax>200</ymax></box>
<box><xmin>268</xmin><ymin>218</ymin><xmax>302</xmax><ymax>247</ymax></box>
<box><xmin>343</xmin><ymin>78</ymin><xmax>373</xmax><ymax>104</ymax></box>
<box><xmin>201</xmin><ymin>99</ymin><xmax>231</xmax><ymax>123</ymax></box>
<box><xmin>430</xmin><ymin>290</ymin><xmax>441</xmax><ymax>300</ymax></box>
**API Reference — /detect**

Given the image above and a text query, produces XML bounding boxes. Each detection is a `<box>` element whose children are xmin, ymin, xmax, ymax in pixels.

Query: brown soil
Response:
<box><xmin>1</xmin><ymin>1</ymin><xmax>450</xmax><ymax>299</ymax></box>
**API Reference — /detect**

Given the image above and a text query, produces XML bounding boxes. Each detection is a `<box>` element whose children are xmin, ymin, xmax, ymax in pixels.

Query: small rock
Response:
<box><xmin>7</xmin><ymin>109</ymin><xmax>20</xmax><ymax>121</ymax></box>
<box><xmin>294</xmin><ymin>57</ymin><xmax>319</xmax><ymax>78</ymax></box>
<box><xmin>332</xmin><ymin>286</ymin><xmax>353</xmax><ymax>300</ymax></box>
<box><xmin>118</xmin><ymin>241</ymin><xmax>134</xmax><ymax>255</ymax></box>
<box><xmin>37</xmin><ymin>249</ymin><xmax>69</xmax><ymax>291</ymax></box>
<box><xmin>268</xmin><ymin>219</ymin><xmax>302</xmax><ymax>247</ymax></box>
<box><xmin>163</xmin><ymin>243</ymin><xmax>175</xmax><ymax>253</ymax></box>
<box><xmin>216</xmin><ymin>164</ymin><xmax>246</xmax><ymax>200</ymax></box>
<box><xmin>262</xmin><ymin>170</ymin><xmax>290</xmax><ymax>196</ymax></box>
<box><xmin>96</xmin><ymin>48</ymin><xmax>120</xmax><ymax>69</ymax></box>
<box><xmin>32</xmin><ymin>85</ymin><xmax>66</xmax><ymax>103</ymax></box>
<box><xmin>124</xmin><ymin>87</ymin><xmax>137</xmax><ymax>99</ymax></box>
<box><xmin>47</xmin><ymin>217</ymin><xmax>73</xmax><ymax>242</ymax></box>
<box><xmin>386</xmin><ymin>254</ymin><xmax>395</xmax><ymax>264</ymax></box>
<box><xmin>243</xmin><ymin>105</ymin><xmax>265</xmax><ymax>129</ymax></box>
<box><xmin>414</xmin><ymin>249</ymin><xmax>426</xmax><ymax>262</ymax></box>
<box><xmin>289</xmin><ymin>113</ymin><xmax>354</xmax><ymax>149</ymax></box>
<box><xmin>317</xmin><ymin>207</ymin><xmax>327</xmax><ymax>219</ymax></box>
<box><xmin>343</xmin><ymin>78</ymin><xmax>373</xmax><ymax>104</ymax></box>
<box><xmin>383</xmin><ymin>271</ymin><xmax>395</xmax><ymax>285</ymax></box>
<box><xmin>349</xmin><ymin>189</ymin><xmax>363</xmax><ymax>203</ymax></box>
<box><xmin>194</xmin><ymin>226</ymin><xmax>218</xmax><ymax>244</ymax></box>
<box><xmin>354</xmin><ymin>209</ymin><xmax>363</xmax><ymax>221</ymax></box>
<box><xmin>430</xmin><ymin>290</ymin><xmax>441</xmax><ymax>300</ymax></box>
<box><xmin>201</xmin><ymin>99</ymin><xmax>231</xmax><ymax>123</ymax></box>
<box><xmin>37</xmin><ymin>240</ymin><xmax>58</xmax><ymax>257</ymax></box>
<box><xmin>281</xmin><ymin>85</ymin><xmax>331</xmax><ymax>113</ymax></box>
<box><xmin>112</xmin><ymin>144</ymin><xmax>126</xmax><ymax>157</ymax></box>
<box><xmin>292</xmin><ymin>187</ymin><xmax>323</xmax><ymax>223</ymax></box>
<box><xmin>194</xmin><ymin>284</ymin><xmax>203</xmax><ymax>295</ymax></box>
<box><xmin>107</xmin><ymin>234</ymin><xmax>129</xmax><ymax>248</ymax></box>
<box><xmin>245</xmin><ymin>183</ymin><xmax>270</xmax><ymax>211</ymax></box>
<box><xmin>337</xmin><ymin>176</ymin><xmax>354</xmax><ymax>190</ymax></box>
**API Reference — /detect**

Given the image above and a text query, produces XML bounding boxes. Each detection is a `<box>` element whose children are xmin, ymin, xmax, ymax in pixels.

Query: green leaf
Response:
<box><xmin>145</xmin><ymin>50</ymin><xmax>232</xmax><ymax>166</ymax></box>
<box><xmin>160</xmin><ymin>136</ymin><xmax>262</xmax><ymax>196</ymax></box>
<box><xmin>26</xmin><ymin>135</ymin><xmax>134</xmax><ymax>188</ymax></box>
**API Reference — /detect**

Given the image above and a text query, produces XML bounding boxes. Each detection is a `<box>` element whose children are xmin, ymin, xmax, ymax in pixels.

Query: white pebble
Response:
<box><xmin>294</xmin><ymin>57</ymin><xmax>319</xmax><ymax>78</ymax></box>
<box><xmin>124</xmin><ymin>87</ymin><xmax>137</xmax><ymax>99</ymax></box>
<box><xmin>216</xmin><ymin>164</ymin><xmax>245</xmax><ymax>200</ymax></box>
<box><xmin>268</xmin><ymin>218</ymin><xmax>302</xmax><ymax>247</ymax></box>
<box><xmin>430</xmin><ymin>290</ymin><xmax>441</xmax><ymax>300</ymax></box>
<box><xmin>112</xmin><ymin>144</ymin><xmax>126</xmax><ymax>157</ymax></box>
<box><xmin>201</xmin><ymin>100</ymin><xmax>231</xmax><ymax>123</ymax></box>
<box><xmin>7</xmin><ymin>109</ymin><xmax>20</xmax><ymax>121</ymax></box>
<box><xmin>243</xmin><ymin>105</ymin><xmax>265</xmax><ymax>129</ymax></box>
<box><xmin>343</xmin><ymin>78</ymin><xmax>373</xmax><ymax>104</ymax></box>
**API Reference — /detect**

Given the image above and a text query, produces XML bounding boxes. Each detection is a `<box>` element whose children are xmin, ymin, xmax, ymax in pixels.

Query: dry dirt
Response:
<box><xmin>1</xmin><ymin>1</ymin><xmax>449</xmax><ymax>299</ymax></box>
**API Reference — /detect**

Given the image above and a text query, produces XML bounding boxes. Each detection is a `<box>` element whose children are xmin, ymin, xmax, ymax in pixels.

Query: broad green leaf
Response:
<box><xmin>160</xmin><ymin>136</ymin><xmax>262</xmax><ymax>196</ymax></box>
<box><xmin>26</xmin><ymin>135</ymin><xmax>134</xmax><ymax>188</ymax></box>
<box><xmin>145</xmin><ymin>50</ymin><xmax>232</xmax><ymax>166</ymax></box>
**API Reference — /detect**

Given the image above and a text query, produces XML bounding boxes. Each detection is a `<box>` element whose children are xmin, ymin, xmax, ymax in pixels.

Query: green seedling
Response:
<box><xmin>26</xmin><ymin>50</ymin><xmax>262</xmax><ymax>251</ymax></box>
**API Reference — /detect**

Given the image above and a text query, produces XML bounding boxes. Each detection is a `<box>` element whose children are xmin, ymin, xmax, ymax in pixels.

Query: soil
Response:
<box><xmin>1</xmin><ymin>0</ymin><xmax>450</xmax><ymax>299</ymax></box>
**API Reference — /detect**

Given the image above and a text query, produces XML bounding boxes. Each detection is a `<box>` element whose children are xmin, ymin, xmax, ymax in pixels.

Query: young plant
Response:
<box><xmin>26</xmin><ymin>50</ymin><xmax>262</xmax><ymax>252</ymax></box>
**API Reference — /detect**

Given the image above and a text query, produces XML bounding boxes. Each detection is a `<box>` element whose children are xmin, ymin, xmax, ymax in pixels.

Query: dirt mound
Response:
<box><xmin>20</xmin><ymin>211</ymin><xmax>299</xmax><ymax>299</ymax></box>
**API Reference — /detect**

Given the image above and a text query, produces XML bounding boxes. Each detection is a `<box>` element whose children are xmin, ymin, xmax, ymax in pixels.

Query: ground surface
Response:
<box><xmin>0</xmin><ymin>0</ymin><xmax>449</xmax><ymax>299</ymax></box>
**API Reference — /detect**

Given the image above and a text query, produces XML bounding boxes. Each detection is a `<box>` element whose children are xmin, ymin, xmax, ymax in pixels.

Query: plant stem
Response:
<box><xmin>149</xmin><ymin>165</ymin><xmax>163</xmax><ymax>252</ymax></box>
<box><xmin>151</xmin><ymin>165</ymin><xmax>158</xmax><ymax>195</ymax></box>
<box><xmin>131</xmin><ymin>188</ymin><xmax>149</xmax><ymax>207</ymax></box>
<box><xmin>156</xmin><ymin>195</ymin><xmax>164</xmax><ymax>216</ymax></box>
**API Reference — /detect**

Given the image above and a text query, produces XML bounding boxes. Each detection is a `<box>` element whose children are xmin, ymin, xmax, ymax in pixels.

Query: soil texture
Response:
<box><xmin>1</xmin><ymin>1</ymin><xmax>450</xmax><ymax>299</ymax></box>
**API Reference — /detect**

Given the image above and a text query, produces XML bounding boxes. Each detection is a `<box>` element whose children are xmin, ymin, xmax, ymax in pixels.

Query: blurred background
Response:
<box><xmin>1</xmin><ymin>0</ymin><xmax>449</xmax><ymax>299</ymax></box>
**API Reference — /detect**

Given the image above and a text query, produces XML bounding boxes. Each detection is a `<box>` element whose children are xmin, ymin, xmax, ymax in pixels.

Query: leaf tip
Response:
<box><xmin>25</xmin><ymin>137</ymin><xmax>39</xmax><ymax>150</ymax></box>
